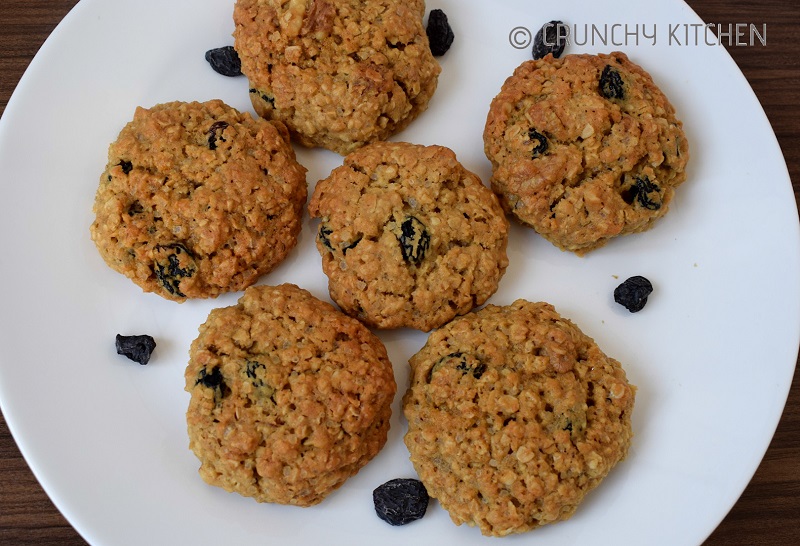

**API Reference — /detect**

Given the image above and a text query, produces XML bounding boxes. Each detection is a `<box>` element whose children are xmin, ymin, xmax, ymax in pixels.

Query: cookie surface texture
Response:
<box><xmin>233</xmin><ymin>0</ymin><xmax>441</xmax><ymax>155</ymax></box>
<box><xmin>403</xmin><ymin>300</ymin><xmax>635</xmax><ymax>536</ymax></box>
<box><xmin>308</xmin><ymin>141</ymin><xmax>510</xmax><ymax>331</ymax></box>
<box><xmin>90</xmin><ymin>100</ymin><xmax>307</xmax><ymax>302</ymax></box>
<box><xmin>185</xmin><ymin>283</ymin><xmax>397</xmax><ymax>506</ymax></box>
<box><xmin>484</xmin><ymin>52</ymin><xmax>689</xmax><ymax>254</ymax></box>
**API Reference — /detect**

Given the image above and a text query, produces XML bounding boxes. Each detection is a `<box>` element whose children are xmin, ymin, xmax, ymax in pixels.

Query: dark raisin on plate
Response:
<box><xmin>115</xmin><ymin>334</ymin><xmax>156</xmax><ymax>365</ymax></box>
<box><xmin>426</xmin><ymin>9</ymin><xmax>454</xmax><ymax>56</ymax></box>
<box><xmin>373</xmin><ymin>478</ymin><xmax>429</xmax><ymax>526</ymax></box>
<box><xmin>205</xmin><ymin>46</ymin><xmax>242</xmax><ymax>77</ymax></box>
<box><xmin>532</xmin><ymin>20</ymin><xmax>566</xmax><ymax>60</ymax></box>
<box><xmin>614</xmin><ymin>276</ymin><xmax>654</xmax><ymax>313</ymax></box>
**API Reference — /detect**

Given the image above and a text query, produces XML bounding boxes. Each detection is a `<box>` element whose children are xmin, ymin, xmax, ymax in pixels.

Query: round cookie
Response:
<box><xmin>185</xmin><ymin>283</ymin><xmax>396</xmax><ymax>507</ymax></box>
<box><xmin>308</xmin><ymin>141</ymin><xmax>509</xmax><ymax>331</ymax></box>
<box><xmin>233</xmin><ymin>0</ymin><xmax>441</xmax><ymax>155</ymax></box>
<box><xmin>403</xmin><ymin>300</ymin><xmax>635</xmax><ymax>536</ymax></box>
<box><xmin>484</xmin><ymin>52</ymin><xmax>689</xmax><ymax>255</ymax></box>
<box><xmin>90</xmin><ymin>100</ymin><xmax>307</xmax><ymax>302</ymax></box>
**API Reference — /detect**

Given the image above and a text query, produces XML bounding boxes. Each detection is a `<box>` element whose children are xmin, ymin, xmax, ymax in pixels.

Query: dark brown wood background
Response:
<box><xmin>1</xmin><ymin>1</ymin><xmax>798</xmax><ymax>544</ymax></box>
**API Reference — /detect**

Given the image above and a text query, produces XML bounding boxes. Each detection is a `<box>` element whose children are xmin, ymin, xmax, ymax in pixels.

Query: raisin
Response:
<box><xmin>205</xmin><ymin>46</ymin><xmax>242</xmax><ymax>77</ymax></box>
<box><xmin>244</xmin><ymin>361</ymin><xmax>276</xmax><ymax>402</ymax></box>
<box><xmin>614</xmin><ymin>275</ymin><xmax>653</xmax><ymax>313</ymax></box>
<box><xmin>373</xmin><ymin>479</ymin><xmax>429</xmax><ymax>526</ymax></box>
<box><xmin>245</xmin><ymin>360</ymin><xmax>264</xmax><ymax>382</ymax></box>
<box><xmin>426</xmin><ymin>9</ymin><xmax>454</xmax><ymax>56</ymax></box>
<box><xmin>153</xmin><ymin>243</ymin><xmax>196</xmax><ymax>298</ymax></box>
<box><xmin>119</xmin><ymin>160</ymin><xmax>133</xmax><ymax>174</ymax></box>
<box><xmin>342</xmin><ymin>236</ymin><xmax>362</xmax><ymax>255</ymax></box>
<box><xmin>249</xmin><ymin>88</ymin><xmax>275</xmax><ymax>107</ymax></box>
<box><xmin>620</xmin><ymin>176</ymin><xmax>662</xmax><ymax>210</ymax></box>
<box><xmin>207</xmin><ymin>121</ymin><xmax>229</xmax><ymax>150</ymax></box>
<box><xmin>634</xmin><ymin>176</ymin><xmax>662</xmax><ymax>210</ymax></box>
<box><xmin>318</xmin><ymin>224</ymin><xmax>362</xmax><ymax>254</ymax></box>
<box><xmin>459</xmin><ymin>360</ymin><xmax>487</xmax><ymax>379</ymax></box>
<box><xmin>195</xmin><ymin>367</ymin><xmax>229</xmax><ymax>402</ymax></box>
<box><xmin>599</xmin><ymin>65</ymin><xmax>625</xmax><ymax>99</ymax></box>
<box><xmin>532</xmin><ymin>20</ymin><xmax>566</xmax><ymax>60</ymax></box>
<box><xmin>318</xmin><ymin>224</ymin><xmax>334</xmax><ymax>251</ymax></box>
<box><xmin>397</xmin><ymin>216</ymin><xmax>430</xmax><ymax>265</ymax></box>
<box><xmin>428</xmin><ymin>352</ymin><xmax>486</xmax><ymax>382</ymax></box>
<box><xmin>115</xmin><ymin>334</ymin><xmax>156</xmax><ymax>365</ymax></box>
<box><xmin>529</xmin><ymin>129</ymin><xmax>549</xmax><ymax>158</ymax></box>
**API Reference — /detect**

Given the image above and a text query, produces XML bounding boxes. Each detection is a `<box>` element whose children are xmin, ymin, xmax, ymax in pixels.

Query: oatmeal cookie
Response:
<box><xmin>90</xmin><ymin>100</ymin><xmax>307</xmax><ymax>302</ymax></box>
<box><xmin>484</xmin><ymin>52</ymin><xmax>689</xmax><ymax>254</ymax></box>
<box><xmin>185</xmin><ymin>283</ymin><xmax>396</xmax><ymax>506</ymax></box>
<box><xmin>403</xmin><ymin>300</ymin><xmax>635</xmax><ymax>536</ymax></box>
<box><xmin>233</xmin><ymin>0</ymin><xmax>441</xmax><ymax>155</ymax></box>
<box><xmin>308</xmin><ymin>141</ymin><xmax>509</xmax><ymax>331</ymax></box>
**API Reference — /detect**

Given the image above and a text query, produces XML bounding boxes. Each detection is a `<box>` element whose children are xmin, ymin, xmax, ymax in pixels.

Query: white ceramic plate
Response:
<box><xmin>1</xmin><ymin>0</ymin><xmax>798</xmax><ymax>544</ymax></box>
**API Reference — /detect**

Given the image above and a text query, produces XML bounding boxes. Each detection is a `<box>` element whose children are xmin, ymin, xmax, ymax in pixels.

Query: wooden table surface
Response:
<box><xmin>1</xmin><ymin>1</ymin><xmax>798</xmax><ymax>544</ymax></box>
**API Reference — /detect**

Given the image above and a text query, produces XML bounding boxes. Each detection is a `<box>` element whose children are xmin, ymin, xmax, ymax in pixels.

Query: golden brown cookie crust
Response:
<box><xmin>185</xmin><ymin>283</ymin><xmax>397</xmax><ymax>506</ymax></box>
<box><xmin>484</xmin><ymin>52</ymin><xmax>689</xmax><ymax>255</ymax></box>
<box><xmin>403</xmin><ymin>300</ymin><xmax>635</xmax><ymax>536</ymax></box>
<box><xmin>90</xmin><ymin>100</ymin><xmax>307</xmax><ymax>302</ymax></box>
<box><xmin>308</xmin><ymin>141</ymin><xmax>509</xmax><ymax>331</ymax></box>
<box><xmin>233</xmin><ymin>0</ymin><xmax>441</xmax><ymax>155</ymax></box>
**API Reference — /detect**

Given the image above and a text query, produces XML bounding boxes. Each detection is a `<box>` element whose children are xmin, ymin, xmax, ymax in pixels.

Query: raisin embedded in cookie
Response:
<box><xmin>185</xmin><ymin>283</ymin><xmax>396</xmax><ymax>507</ymax></box>
<box><xmin>403</xmin><ymin>300</ymin><xmax>636</xmax><ymax>536</ymax></box>
<box><xmin>308</xmin><ymin>141</ymin><xmax>509</xmax><ymax>331</ymax></box>
<box><xmin>233</xmin><ymin>0</ymin><xmax>441</xmax><ymax>155</ymax></box>
<box><xmin>484</xmin><ymin>52</ymin><xmax>689</xmax><ymax>255</ymax></box>
<box><xmin>90</xmin><ymin>100</ymin><xmax>307</xmax><ymax>302</ymax></box>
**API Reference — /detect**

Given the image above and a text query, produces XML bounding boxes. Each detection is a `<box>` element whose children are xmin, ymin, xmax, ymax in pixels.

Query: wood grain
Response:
<box><xmin>0</xmin><ymin>1</ymin><xmax>798</xmax><ymax>544</ymax></box>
